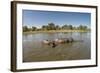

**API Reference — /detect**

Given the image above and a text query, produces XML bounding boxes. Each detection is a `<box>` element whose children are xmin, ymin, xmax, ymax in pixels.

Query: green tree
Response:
<box><xmin>62</xmin><ymin>25</ymin><xmax>68</xmax><ymax>29</ymax></box>
<box><xmin>32</xmin><ymin>26</ymin><xmax>37</xmax><ymax>31</ymax></box>
<box><xmin>55</xmin><ymin>25</ymin><xmax>60</xmax><ymax>30</ymax></box>
<box><xmin>78</xmin><ymin>25</ymin><xmax>88</xmax><ymax>30</ymax></box>
<box><xmin>68</xmin><ymin>25</ymin><xmax>73</xmax><ymax>30</ymax></box>
<box><xmin>82</xmin><ymin>26</ymin><xmax>87</xmax><ymax>30</ymax></box>
<box><xmin>42</xmin><ymin>25</ymin><xmax>47</xmax><ymax>30</ymax></box>
<box><xmin>62</xmin><ymin>24</ymin><xmax>73</xmax><ymax>30</ymax></box>
<box><xmin>23</xmin><ymin>26</ymin><xmax>28</xmax><ymax>32</ymax></box>
<box><xmin>78</xmin><ymin>25</ymin><xmax>83</xmax><ymax>30</ymax></box>
<box><xmin>48</xmin><ymin>23</ymin><xmax>56</xmax><ymax>30</ymax></box>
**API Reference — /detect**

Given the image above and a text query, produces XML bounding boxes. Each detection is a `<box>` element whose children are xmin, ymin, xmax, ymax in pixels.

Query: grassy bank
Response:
<box><xmin>23</xmin><ymin>30</ymin><xmax>90</xmax><ymax>34</ymax></box>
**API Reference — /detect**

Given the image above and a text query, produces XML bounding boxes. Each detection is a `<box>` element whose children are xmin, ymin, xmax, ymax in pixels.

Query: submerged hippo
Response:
<box><xmin>42</xmin><ymin>40</ymin><xmax>57</xmax><ymax>48</ymax></box>
<box><xmin>42</xmin><ymin>37</ymin><xmax>83</xmax><ymax>48</ymax></box>
<box><xmin>42</xmin><ymin>40</ymin><xmax>51</xmax><ymax>45</ymax></box>
<box><xmin>54</xmin><ymin>37</ymin><xmax>74</xmax><ymax>44</ymax></box>
<box><xmin>51</xmin><ymin>41</ymin><xmax>57</xmax><ymax>48</ymax></box>
<box><xmin>65</xmin><ymin>37</ymin><xmax>74</xmax><ymax>43</ymax></box>
<box><xmin>55</xmin><ymin>39</ymin><xmax>65</xmax><ymax>43</ymax></box>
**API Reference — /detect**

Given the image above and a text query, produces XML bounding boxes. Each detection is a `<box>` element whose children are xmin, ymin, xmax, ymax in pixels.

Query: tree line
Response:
<box><xmin>23</xmin><ymin>22</ymin><xmax>90</xmax><ymax>32</ymax></box>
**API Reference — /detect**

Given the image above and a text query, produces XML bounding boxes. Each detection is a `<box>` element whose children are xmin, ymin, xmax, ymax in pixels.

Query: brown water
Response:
<box><xmin>23</xmin><ymin>32</ymin><xmax>91</xmax><ymax>62</ymax></box>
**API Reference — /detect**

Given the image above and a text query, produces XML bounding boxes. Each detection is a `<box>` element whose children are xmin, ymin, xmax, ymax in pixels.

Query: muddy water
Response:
<box><xmin>23</xmin><ymin>32</ymin><xmax>91</xmax><ymax>62</ymax></box>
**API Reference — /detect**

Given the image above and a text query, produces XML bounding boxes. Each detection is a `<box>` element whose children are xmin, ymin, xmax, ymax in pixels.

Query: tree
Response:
<box><xmin>55</xmin><ymin>25</ymin><xmax>60</xmax><ymax>30</ymax></box>
<box><xmin>62</xmin><ymin>24</ymin><xmax>73</xmax><ymax>30</ymax></box>
<box><xmin>78</xmin><ymin>25</ymin><xmax>83</xmax><ymax>30</ymax></box>
<box><xmin>32</xmin><ymin>26</ymin><xmax>37</xmax><ymax>31</ymax></box>
<box><xmin>68</xmin><ymin>25</ymin><xmax>73</xmax><ymax>30</ymax></box>
<box><xmin>78</xmin><ymin>25</ymin><xmax>88</xmax><ymax>30</ymax></box>
<box><xmin>23</xmin><ymin>26</ymin><xmax>28</xmax><ymax>32</ymax></box>
<box><xmin>48</xmin><ymin>23</ymin><xmax>56</xmax><ymax>30</ymax></box>
<box><xmin>82</xmin><ymin>26</ymin><xmax>87</xmax><ymax>30</ymax></box>
<box><xmin>42</xmin><ymin>25</ymin><xmax>47</xmax><ymax>30</ymax></box>
<box><xmin>62</xmin><ymin>25</ymin><xmax>68</xmax><ymax>29</ymax></box>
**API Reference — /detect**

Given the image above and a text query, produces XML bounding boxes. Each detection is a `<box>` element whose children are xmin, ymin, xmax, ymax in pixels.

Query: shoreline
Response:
<box><xmin>23</xmin><ymin>30</ymin><xmax>90</xmax><ymax>34</ymax></box>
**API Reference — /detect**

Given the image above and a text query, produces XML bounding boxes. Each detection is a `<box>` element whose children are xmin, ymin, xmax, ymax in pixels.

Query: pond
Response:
<box><xmin>23</xmin><ymin>32</ymin><xmax>91</xmax><ymax>62</ymax></box>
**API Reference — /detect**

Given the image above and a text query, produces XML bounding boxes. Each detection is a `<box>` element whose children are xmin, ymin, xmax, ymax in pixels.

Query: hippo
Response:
<box><xmin>65</xmin><ymin>37</ymin><xmax>74</xmax><ymax>43</ymax></box>
<box><xmin>51</xmin><ymin>41</ymin><xmax>57</xmax><ymax>48</ymax></box>
<box><xmin>54</xmin><ymin>39</ymin><xmax>65</xmax><ymax>44</ymax></box>
<box><xmin>42</xmin><ymin>40</ymin><xmax>51</xmax><ymax>45</ymax></box>
<box><xmin>42</xmin><ymin>40</ymin><xmax>57</xmax><ymax>47</ymax></box>
<box><xmin>42</xmin><ymin>37</ymin><xmax>75</xmax><ymax>48</ymax></box>
<box><xmin>55</xmin><ymin>37</ymin><xmax>74</xmax><ymax>43</ymax></box>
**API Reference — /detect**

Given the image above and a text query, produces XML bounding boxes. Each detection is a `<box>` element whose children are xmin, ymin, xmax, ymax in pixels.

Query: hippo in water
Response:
<box><xmin>42</xmin><ymin>37</ymin><xmax>74</xmax><ymax>48</ymax></box>
<box><xmin>54</xmin><ymin>38</ymin><xmax>65</xmax><ymax>44</ymax></box>
<box><xmin>54</xmin><ymin>37</ymin><xmax>74</xmax><ymax>43</ymax></box>
<box><xmin>42</xmin><ymin>40</ymin><xmax>51</xmax><ymax>45</ymax></box>
<box><xmin>51</xmin><ymin>41</ymin><xmax>57</xmax><ymax>48</ymax></box>
<box><xmin>42</xmin><ymin>40</ymin><xmax>57</xmax><ymax>47</ymax></box>
<box><xmin>65</xmin><ymin>37</ymin><xmax>74</xmax><ymax>43</ymax></box>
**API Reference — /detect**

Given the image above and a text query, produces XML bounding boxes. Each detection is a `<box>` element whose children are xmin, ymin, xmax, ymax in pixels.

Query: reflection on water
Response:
<box><xmin>23</xmin><ymin>32</ymin><xmax>91</xmax><ymax>62</ymax></box>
